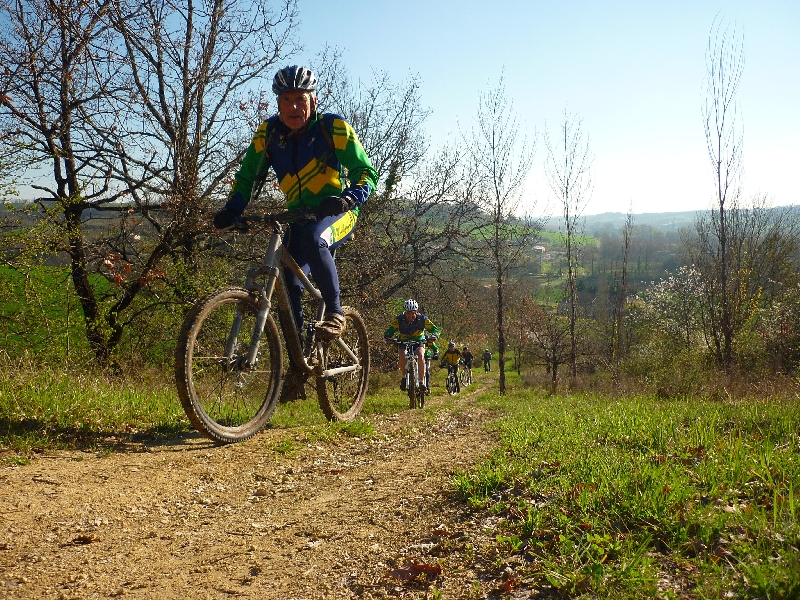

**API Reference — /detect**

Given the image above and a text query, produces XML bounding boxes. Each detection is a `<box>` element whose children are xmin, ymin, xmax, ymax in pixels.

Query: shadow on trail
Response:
<box><xmin>0</xmin><ymin>416</ymin><xmax>219</xmax><ymax>456</ymax></box>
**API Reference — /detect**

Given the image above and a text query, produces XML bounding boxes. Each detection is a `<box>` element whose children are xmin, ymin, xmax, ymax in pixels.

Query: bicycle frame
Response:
<box><xmin>399</xmin><ymin>341</ymin><xmax>424</xmax><ymax>382</ymax></box>
<box><xmin>229</xmin><ymin>219</ymin><xmax>360</xmax><ymax>380</ymax></box>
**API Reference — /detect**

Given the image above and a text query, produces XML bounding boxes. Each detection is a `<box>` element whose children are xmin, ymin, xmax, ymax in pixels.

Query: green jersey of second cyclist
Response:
<box><xmin>383</xmin><ymin>312</ymin><xmax>440</xmax><ymax>343</ymax></box>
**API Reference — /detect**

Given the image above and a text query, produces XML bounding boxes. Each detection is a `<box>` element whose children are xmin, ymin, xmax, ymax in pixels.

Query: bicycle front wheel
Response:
<box><xmin>407</xmin><ymin>357</ymin><xmax>419</xmax><ymax>409</ymax></box>
<box><xmin>316</xmin><ymin>307</ymin><xmax>370</xmax><ymax>421</ymax></box>
<box><xmin>447</xmin><ymin>372</ymin><xmax>458</xmax><ymax>396</ymax></box>
<box><xmin>175</xmin><ymin>287</ymin><xmax>283</xmax><ymax>443</ymax></box>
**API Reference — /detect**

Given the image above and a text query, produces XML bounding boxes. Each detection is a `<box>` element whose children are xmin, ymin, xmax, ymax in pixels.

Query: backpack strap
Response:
<box><xmin>317</xmin><ymin>113</ymin><xmax>337</xmax><ymax>175</ymax></box>
<box><xmin>249</xmin><ymin>122</ymin><xmax>277</xmax><ymax>204</ymax></box>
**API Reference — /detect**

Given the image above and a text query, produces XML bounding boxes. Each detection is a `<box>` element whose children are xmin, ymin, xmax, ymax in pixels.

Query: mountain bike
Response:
<box><xmin>175</xmin><ymin>210</ymin><xmax>370</xmax><ymax>444</ymax></box>
<box><xmin>390</xmin><ymin>340</ymin><xmax>426</xmax><ymax>409</ymax></box>
<box><xmin>445</xmin><ymin>363</ymin><xmax>460</xmax><ymax>395</ymax></box>
<box><xmin>459</xmin><ymin>361</ymin><xmax>472</xmax><ymax>387</ymax></box>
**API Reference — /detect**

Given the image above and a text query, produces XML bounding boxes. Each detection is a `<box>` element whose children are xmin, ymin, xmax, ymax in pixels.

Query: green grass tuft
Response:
<box><xmin>450</xmin><ymin>376</ymin><xmax>800</xmax><ymax>597</ymax></box>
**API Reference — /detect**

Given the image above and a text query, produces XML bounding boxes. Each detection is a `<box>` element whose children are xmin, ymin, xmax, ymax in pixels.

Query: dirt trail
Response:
<box><xmin>1</xmin><ymin>381</ymin><xmax>500</xmax><ymax>599</ymax></box>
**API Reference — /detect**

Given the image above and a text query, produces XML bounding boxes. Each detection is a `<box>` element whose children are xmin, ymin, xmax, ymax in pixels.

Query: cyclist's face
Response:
<box><xmin>403</xmin><ymin>310</ymin><xmax>417</xmax><ymax>320</ymax></box>
<box><xmin>278</xmin><ymin>91</ymin><xmax>315</xmax><ymax>131</ymax></box>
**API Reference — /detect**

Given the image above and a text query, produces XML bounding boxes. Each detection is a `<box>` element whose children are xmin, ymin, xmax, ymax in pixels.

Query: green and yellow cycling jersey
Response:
<box><xmin>383</xmin><ymin>312</ymin><xmax>440</xmax><ymax>343</ymax></box>
<box><xmin>424</xmin><ymin>340</ymin><xmax>440</xmax><ymax>359</ymax></box>
<box><xmin>225</xmin><ymin>112</ymin><xmax>378</xmax><ymax>214</ymax></box>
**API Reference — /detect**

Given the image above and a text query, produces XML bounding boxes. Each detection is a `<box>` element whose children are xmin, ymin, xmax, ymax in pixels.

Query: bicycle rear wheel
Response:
<box><xmin>316</xmin><ymin>307</ymin><xmax>370</xmax><ymax>421</ymax></box>
<box><xmin>175</xmin><ymin>287</ymin><xmax>283</xmax><ymax>443</ymax></box>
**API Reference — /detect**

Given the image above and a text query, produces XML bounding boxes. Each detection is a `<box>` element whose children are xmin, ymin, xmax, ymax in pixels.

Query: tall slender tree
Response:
<box><xmin>689</xmin><ymin>18</ymin><xmax>800</xmax><ymax>370</ymax></box>
<box><xmin>698</xmin><ymin>15</ymin><xmax>744</xmax><ymax>370</ymax></box>
<box><xmin>464</xmin><ymin>74</ymin><xmax>540</xmax><ymax>394</ymax></box>
<box><xmin>544</xmin><ymin>111</ymin><xmax>592</xmax><ymax>379</ymax></box>
<box><xmin>612</xmin><ymin>211</ymin><xmax>633</xmax><ymax>367</ymax></box>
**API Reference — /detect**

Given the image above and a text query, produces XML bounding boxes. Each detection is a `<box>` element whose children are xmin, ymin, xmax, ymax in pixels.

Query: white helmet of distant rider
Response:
<box><xmin>403</xmin><ymin>299</ymin><xmax>418</xmax><ymax>312</ymax></box>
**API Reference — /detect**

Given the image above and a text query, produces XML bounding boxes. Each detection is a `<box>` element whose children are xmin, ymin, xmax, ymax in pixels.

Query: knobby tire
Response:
<box><xmin>316</xmin><ymin>307</ymin><xmax>370</xmax><ymax>421</ymax></box>
<box><xmin>407</xmin><ymin>355</ymin><xmax>419</xmax><ymax>410</ymax></box>
<box><xmin>175</xmin><ymin>287</ymin><xmax>283</xmax><ymax>444</ymax></box>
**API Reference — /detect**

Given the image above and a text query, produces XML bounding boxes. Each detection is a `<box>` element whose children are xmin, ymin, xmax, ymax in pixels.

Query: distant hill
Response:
<box><xmin>542</xmin><ymin>210</ymin><xmax>700</xmax><ymax>235</ymax></box>
<box><xmin>542</xmin><ymin>204</ymin><xmax>800</xmax><ymax>236</ymax></box>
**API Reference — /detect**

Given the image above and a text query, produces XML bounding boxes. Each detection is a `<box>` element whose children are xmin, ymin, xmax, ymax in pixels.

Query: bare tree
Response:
<box><xmin>105</xmin><ymin>0</ymin><xmax>298</xmax><ymax>233</ymax></box>
<box><xmin>698</xmin><ymin>15</ymin><xmax>745</xmax><ymax>369</ymax></box>
<box><xmin>544</xmin><ymin>111</ymin><xmax>592</xmax><ymax>379</ymax></box>
<box><xmin>0</xmin><ymin>0</ymin><xmax>130</xmax><ymax>362</ymax></box>
<box><xmin>312</xmin><ymin>58</ymin><xmax>478</xmax><ymax>322</ymax></box>
<box><xmin>505</xmin><ymin>283</ymin><xmax>538</xmax><ymax>375</ymax></box>
<box><xmin>611</xmin><ymin>210</ymin><xmax>633</xmax><ymax>368</ymax></box>
<box><xmin>464</xmin><ymin>74</ymin><xmax>540</xmax><ymax>394</ymax></box>
<box><xmin>0</xmin><ymin>0</ymin><xmax>299</xmax><ymax>364</ymax></box>
<box><xmin>528</xmin><ymin>305</ymin><xmax>571</xmax><ymax>395</ymax></box>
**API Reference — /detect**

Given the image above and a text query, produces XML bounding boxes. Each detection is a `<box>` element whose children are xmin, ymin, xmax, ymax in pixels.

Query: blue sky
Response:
<box><xmin>294</xmin><ymin>0</ymin><xmax>799</xmax><ymax>215</ymax></box>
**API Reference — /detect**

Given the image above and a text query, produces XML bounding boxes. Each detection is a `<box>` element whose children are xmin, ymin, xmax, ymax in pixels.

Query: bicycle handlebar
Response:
<box><xmin>386</xmin><ymin>339</ymin><xmax>428</xmax><ymax>352</ymax></box>
<box><xmin>220</xmin><ymin>209</ymin><xmax>317</xmax><ymax>232</ymax></box>
<box><xmin>241</xmin><ymin>209</ymin><xmax>317</xmax><ymax>225</ymax></box>
<box><xmin>385</xmin><ymin>336</ymin><xmax>436</xmax><ymax>346</ymax></box>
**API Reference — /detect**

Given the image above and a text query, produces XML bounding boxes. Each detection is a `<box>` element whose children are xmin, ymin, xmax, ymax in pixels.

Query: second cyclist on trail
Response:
<box><xmin>383</xmin><ymin>299</ymin><xmax>440</xmax><ymax>393</ymax></box>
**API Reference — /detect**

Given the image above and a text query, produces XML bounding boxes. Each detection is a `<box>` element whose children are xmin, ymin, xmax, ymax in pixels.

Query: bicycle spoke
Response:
<box><xmin>316</xmin><ymin>308</ymin><xmax>369</xmax><ymax>421</ymax></box>
<box><xmin>175</xmin><ymin>288</ymin><xmax>282</xmax><ymax>443</ymax></box>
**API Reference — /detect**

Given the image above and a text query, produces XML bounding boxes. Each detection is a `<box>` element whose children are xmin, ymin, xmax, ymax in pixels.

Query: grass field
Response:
<box><xmin>451</xmin><ymin>375</ymin><xmax>800</xmax><ymax>598</ymax></box>
<box><xmin>1</xmin><ymin>363</ymin><xmax>797</xmax><ymax>598</ymax></box>
<box><xmin>0</xmin><ymin>264</ymin><xmax>100</xmax><ymax>359</ymax></box>
<box><xmin>0</xmin><ymin>362</ymin><xmax>452</xmax><ymax>459</ymax></box>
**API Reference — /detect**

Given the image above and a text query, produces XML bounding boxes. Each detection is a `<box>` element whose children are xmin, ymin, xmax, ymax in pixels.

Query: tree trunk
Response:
<box><xmin>497</xmin><ymin>242</ymin><xmax>506</xmax><ymax>395</ymax></box>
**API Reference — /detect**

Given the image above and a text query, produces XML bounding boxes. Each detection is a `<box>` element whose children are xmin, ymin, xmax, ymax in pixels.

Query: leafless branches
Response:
<box><xmin>0</xmin><ymin>0</ymin><xmax>299</xmax><ymax>363</ymax></box>
<box><xmin>463</xmin><ymin>73</ymin><xmax>541</xmax><ymax>394</ymax></box>
<box><xmin>544</xmin><ymin>110</ymin><xmax>592</xmax><ymax>378</ymax></box>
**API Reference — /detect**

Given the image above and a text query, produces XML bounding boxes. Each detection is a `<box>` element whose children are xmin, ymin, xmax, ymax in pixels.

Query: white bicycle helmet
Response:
<box><xmin>403</xmin><ymin>299</ymin><xmax>418</xmax><ymax>312</ymax></box>
<box><xmin>272</xmin><ymin>65</ymin><xmax>317</xmax><ymax>95</ymax></box>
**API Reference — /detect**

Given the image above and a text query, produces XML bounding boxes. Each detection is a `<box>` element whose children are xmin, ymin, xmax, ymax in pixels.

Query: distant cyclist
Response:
<box><xmin>462</xmin><ymin>346</ymin><xmax>474</xmax><ymax>379</ymax></box>
<box><xmin>483</xmin><ymin>348</ymin><xmax>492</xmax><ymax>372</ymax></box>
<box><xmin>443</xmin><ymin>342</ymin><xmax>462</xmax><ymax>393</ymax></box>
<box><xmin>423</xmin><ymin>338</ymin><xmax>440</xmax><ymax>391</ymax></box>
<box><xmin>384</xmin><ymin>299</ymin><xmax>440</xmax><ymax>392</ymax></box>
